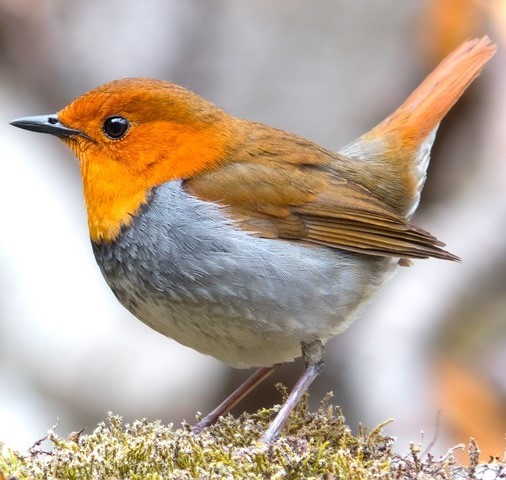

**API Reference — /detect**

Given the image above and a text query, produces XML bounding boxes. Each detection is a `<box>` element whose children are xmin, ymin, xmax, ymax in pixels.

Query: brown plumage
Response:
<box><xmin>185</xmin><ymin>38</ymin><xmax>496</xmax><ymax>262</ymax></box>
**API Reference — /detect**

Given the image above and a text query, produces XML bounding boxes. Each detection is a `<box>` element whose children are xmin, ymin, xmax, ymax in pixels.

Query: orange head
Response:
<box><xmin>13</xmin><ymin>78</ymin><xmax>239</xmax><ymax>243</ymax></box>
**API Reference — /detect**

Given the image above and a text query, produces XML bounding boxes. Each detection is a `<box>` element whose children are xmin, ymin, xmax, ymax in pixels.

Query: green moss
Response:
<box><xmin>1</xmin><ymin>394</ymin><xmax>504</xmax><ymax>479</ymax></box>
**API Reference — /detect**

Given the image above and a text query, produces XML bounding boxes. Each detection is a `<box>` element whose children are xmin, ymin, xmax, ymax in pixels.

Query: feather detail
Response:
<box><xmin>339</xmin><ymin>36</ymin><xmax>496</xmax><ymax>216</ymax></box>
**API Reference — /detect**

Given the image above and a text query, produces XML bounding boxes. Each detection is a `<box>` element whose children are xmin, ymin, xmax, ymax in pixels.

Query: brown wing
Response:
<box><xmin>183</xmin><ymin>123</ymin><xmax>459</xmax><ymax>262</ymax></box>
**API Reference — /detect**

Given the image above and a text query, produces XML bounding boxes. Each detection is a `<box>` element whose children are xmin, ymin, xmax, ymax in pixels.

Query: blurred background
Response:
<box><xmin>1</xmin><ymin>0</ymin><xmax>505</xmax><ymax>462</ymax></box>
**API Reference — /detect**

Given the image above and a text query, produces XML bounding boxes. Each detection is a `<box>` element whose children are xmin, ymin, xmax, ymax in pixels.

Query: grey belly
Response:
<box><xmin>102</xmin><ymin>246</ymin><xmax>396</xmax><ymax>368</ymax></box>
<box><xmin>92</xmin><ymin>181</ymin><xmax>398</xmax><ymax>368</ymax></box>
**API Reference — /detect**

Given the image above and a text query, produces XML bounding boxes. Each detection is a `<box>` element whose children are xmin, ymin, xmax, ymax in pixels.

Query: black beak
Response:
<box><xmin>10</xmin><ymin>114</ymin><xmax>86</xmax><ymax>139</ymax></box>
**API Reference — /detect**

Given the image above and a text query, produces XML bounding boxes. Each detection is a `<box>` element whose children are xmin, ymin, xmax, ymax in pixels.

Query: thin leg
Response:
<box><xmin>260</xmin><ymin>340</ymin><xmax>324</xmax><ymax>443</ymax></box>
<box><xmin>193</xmin><ymin>364</ymin><xmax>279</xmax><ymax>433</ymax></box>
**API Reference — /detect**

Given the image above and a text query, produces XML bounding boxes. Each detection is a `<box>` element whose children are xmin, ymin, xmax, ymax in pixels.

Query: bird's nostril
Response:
<box><xmin>48</xmin><ymin>116</ymin><xmax>58</xmax><ymax>125</ymax></box>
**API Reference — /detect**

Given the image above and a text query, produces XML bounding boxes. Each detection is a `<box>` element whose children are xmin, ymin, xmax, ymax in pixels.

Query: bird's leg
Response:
<box><xmin>193</xmin><ymin>364</ymin><xmax>279</xmax><ymax>434</ymax></box>
<box><xmin>259</xmin><ymin>339</ymin><xmax>324</xmax><ymax>443</ymax></box>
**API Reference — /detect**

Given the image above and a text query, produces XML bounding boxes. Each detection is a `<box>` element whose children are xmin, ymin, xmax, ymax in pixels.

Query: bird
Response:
<box><xmin>10</xmin><ymin>36</ymin><xmax>495</xmax><ymax>443</ymax></box>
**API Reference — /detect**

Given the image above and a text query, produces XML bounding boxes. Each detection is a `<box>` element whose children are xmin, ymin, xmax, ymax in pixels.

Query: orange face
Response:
<box><xmin>57</xmin><ymin>78</ymin><xmax>237</xmax><ymax>242</ymax></box>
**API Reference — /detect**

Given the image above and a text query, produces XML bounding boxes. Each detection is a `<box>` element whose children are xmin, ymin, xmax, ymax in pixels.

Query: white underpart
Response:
<box><xmin>406</xmin><ymin>126</ymin><xmax>439</xmax><ymax>217</ymax></box>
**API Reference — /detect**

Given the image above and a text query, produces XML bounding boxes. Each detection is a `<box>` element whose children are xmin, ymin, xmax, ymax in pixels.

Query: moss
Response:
<box><xmin>0</xmin><ymin>394</ymin><xmax>504</xmax><ymax>479</ymax></box>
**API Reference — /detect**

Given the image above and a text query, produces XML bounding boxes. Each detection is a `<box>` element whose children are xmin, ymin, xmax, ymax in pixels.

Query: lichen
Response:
<box><xmin>1</xmin><ymin>394</ymin><xmax>504</xmax><ymax>479</ymax></box>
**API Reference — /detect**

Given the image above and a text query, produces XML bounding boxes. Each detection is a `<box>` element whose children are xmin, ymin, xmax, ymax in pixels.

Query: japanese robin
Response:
<box><xmin>10</xmin><ymin>37</ymin><xmax>495</xmax><ymax>442</ymax></box>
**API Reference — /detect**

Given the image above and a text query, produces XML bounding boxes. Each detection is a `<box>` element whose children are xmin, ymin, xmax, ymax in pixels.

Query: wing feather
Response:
<box><xmin>184</xmin><ymin>124</ymin><xmax>459</xmax><ymax>262</ymax></box>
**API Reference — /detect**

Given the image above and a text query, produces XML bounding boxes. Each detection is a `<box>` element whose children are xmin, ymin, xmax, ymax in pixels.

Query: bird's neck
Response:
<box><xmin>81</xmin><ymin>157</ymin><xmax>152</xmax><ymax>243</ymax></box>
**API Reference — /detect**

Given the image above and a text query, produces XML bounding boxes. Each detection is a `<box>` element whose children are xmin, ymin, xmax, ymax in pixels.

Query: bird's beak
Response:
<box><xmin>10</xmin><ymin>114</ymin><xmax>85</xmax><ymax>139</ymax></box>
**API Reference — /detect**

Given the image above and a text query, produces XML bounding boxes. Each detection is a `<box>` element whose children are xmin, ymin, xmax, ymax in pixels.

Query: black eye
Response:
<box><xmin>103</xmin><ymin>116</ymin><xmax>130</xmax><ymax>139</ymax></box>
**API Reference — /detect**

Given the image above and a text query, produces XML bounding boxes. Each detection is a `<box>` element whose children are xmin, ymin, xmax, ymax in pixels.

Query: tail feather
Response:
<box><xmin>339</xmin><ymin>36</ymin><xmax>496</xmax><ymax>216</ymax></box>
<box><xmin>371</xmin><ymin>36</ymin><xmax>496</xmax><ymax>148</ymax></box>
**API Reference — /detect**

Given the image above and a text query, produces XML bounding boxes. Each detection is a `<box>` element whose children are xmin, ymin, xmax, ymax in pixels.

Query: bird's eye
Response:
<box><xmin>103</xmin><ymin>116</ymin><xmax>130</xmax><ymax>139</ymax></box>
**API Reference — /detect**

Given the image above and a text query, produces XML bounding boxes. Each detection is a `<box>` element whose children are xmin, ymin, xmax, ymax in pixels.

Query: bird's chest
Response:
<box><xmin>92</xmin><ymin>236</ymin><xmax>309</xmax><ymax>368</ymax></box>
<box><xmin>90</xmin><ymin>182</ymin><xmax>397</xmax><ymax>367</ymax></box>
<box><xmin>91</xmin><ymin>226</ymin><xmax>275</xmax><ymax>367</ymax></box>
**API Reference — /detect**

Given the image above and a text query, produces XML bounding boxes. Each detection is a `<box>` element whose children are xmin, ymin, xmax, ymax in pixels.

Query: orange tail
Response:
<box><xmin>340</xmin><ymin>36</ymin><xmax>496</xmax><ymax>216</ymax></box>
<box><xmin>372</xmin><ymin>36</ymin><xmax>496</xmax><ymax>148</ymax></box>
